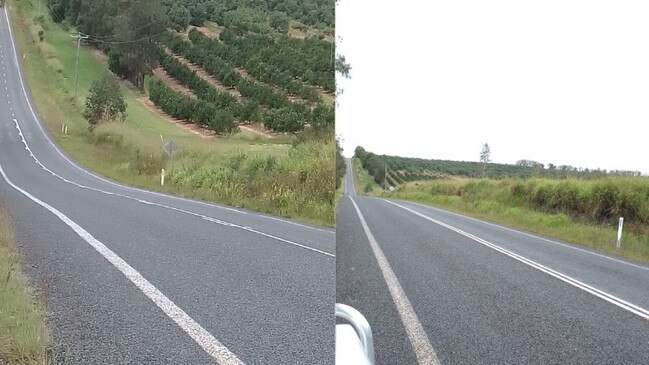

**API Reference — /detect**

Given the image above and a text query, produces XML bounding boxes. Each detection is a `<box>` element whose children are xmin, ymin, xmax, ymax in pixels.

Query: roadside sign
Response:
<box><xmin>163</xmin><ymin>139</ymin><xmax>178</xmax><ymax>157</ymax></box>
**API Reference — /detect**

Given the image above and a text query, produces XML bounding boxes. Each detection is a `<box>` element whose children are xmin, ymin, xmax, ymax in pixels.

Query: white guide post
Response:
<box><xmin>616</xmin><ymin>217</ymin><xmax>624</xmax><ymax>249</ymax></box>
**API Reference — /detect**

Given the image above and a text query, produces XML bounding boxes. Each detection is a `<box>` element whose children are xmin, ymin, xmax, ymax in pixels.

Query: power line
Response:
<box><xmin>86</xmin><ymin>29</ymin><xmax>169</xmax><ymax>45</ymax></box>
<box><xmin>82</xmin><ymin>17</ymin><xmax>168</xmax><ymax>40</ymax></box>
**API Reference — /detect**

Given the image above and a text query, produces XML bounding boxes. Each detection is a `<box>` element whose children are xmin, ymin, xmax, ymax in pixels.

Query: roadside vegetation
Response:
<box><xmin>353</xmin><ymin>147</ymin><xmax>649</xmax><ymax>263</ymax></box>
<box><xmin>0</xmin><ymin>203</ymin><xmax>52</xmax><ymax>364</ymax></box>
<box><xmin>351</xmin><ymin>158</ymin><xmax>381</xmax><ymax>195</ymax></box>
<box><xmin>7</xmin><ymin>0</ymin><xmax>338</xmax><ymax>226</ymax></box>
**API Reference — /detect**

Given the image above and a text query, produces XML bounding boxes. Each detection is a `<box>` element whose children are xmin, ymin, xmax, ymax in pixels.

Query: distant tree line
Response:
<box><xmin>354</xmin><ymin>147</ymin><xmax>387</xmax><ymax>185</ymax></box>
<box><xmin>161</xmin><ymin>0</ymin><xmax>333</xmax><ymax>30</ymax></box>
<box><xmin>335</xmin><ymin>138</ymin><xmax>346</xmax><ymax>190</ymax></box>
<box><xmin>354</xmin><ymin>146</ymin><xmax>647</xmax><ymax>184</ymax></box>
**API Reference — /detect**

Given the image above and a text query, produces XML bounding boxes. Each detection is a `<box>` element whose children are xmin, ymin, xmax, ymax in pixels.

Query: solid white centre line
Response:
<box><xmin>0</xmin><ymin>163</ymin><xmax>244</xmax><ymax>365</ymax></box>
<box><xmin>385</xmin><ymin>200</ymin><xmax>649</xmax><ymax>320</ymax></box>
<box><xmin>349</xmin><ymin>197</ymin><xmax>441</xmax><ymax>365</ymax></box>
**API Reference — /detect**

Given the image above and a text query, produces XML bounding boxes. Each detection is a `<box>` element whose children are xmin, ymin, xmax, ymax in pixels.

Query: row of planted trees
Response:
<box><xmin>155</xmin><ymin>31</ymin><xmax>334</xmax><ymax>133</ymax></box>
<box><xmin>148</xmin><ymin>79</ymin><xmax>238</xmax><ymax>134</ymax></box>
<box><xmin>151</xmin><ymin>46</ymin><xmax>334</xmax><ymax>133</ymax></box>
<box><xmin>215</xmin><ymin>28</ymin><xmax>334</xmax><ymax>93</ymax></box>
<box><xmin>181</xmin><ymin>30</ymin><xmax>325</xmax><ymax>103</ymax></box>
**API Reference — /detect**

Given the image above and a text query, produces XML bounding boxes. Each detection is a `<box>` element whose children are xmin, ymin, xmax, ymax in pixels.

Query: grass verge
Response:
<box><xmin>0</xmin><ymin>203</ymin><xmax>52</xmax><ymax>364</ymax></box>
<box><xmin>7</xmin><ymin>0</ymin><xmax>334</xmax><ymax>227</ymax></box>
<box><xmin>352</xmin><ymin>158</ymin><xmax>381</xmax><ymax>196</ymax></box>
<box><xmin>378</xmin><ymin>178</ymin><xmax>649</xmax><ymax>264</ymax></box>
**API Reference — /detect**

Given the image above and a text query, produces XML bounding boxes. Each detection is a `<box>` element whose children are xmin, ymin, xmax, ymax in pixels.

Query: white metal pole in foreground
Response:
<box><xmin>616</xmin><ymin>217</ymin><xmax>624</xmax><ymax>249</ymax></box>
<box><xmin>161</xmin><ymin>169</ymin><xmax>165</xmax><ymax>186</ymax></box>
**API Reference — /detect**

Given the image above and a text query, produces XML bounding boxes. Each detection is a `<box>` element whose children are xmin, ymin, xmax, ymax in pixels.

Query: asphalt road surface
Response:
<box><xmin>337</xmin><ymin>158</ymin><xmax>649</xmax><ymax>364</ymax></box>
<box><xmin>0</xmin><ymin>9</ymin><xmax>334</xmax><ymax>365</ymax></box>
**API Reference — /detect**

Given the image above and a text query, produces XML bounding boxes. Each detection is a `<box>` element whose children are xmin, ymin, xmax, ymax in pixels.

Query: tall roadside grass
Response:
<box><xmin>167</xmin><ymin>137</ymin><xmax>335</xmax><ymax>226</ymax></box>
<box><xmin>386</xmin><ymin>177</ymin><xmax>649</xmax><ymax>263</ymax></box>
<box><xmin>0</xmin><ymin>203</ymin><xmax>53</xmax><ymax>364</ymax></box>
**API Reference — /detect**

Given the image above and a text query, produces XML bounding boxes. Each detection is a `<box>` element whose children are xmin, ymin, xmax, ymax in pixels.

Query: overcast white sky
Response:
<box><xmin>335</xmin><ymin>0</ymin><xmax>649</xmax><ymax>174</ymax></box>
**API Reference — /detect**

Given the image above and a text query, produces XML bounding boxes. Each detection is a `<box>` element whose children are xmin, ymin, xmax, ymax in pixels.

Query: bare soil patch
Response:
<box><xmin>153</xmin><ymin>67</ymin><xmax>196</xmax><ymax>98</ymax></box>
<box><xmin>90</xmin><ymin>48</ymin><xmax>108</xmax><ymax>63</ymax></box>
<box><xmin>239</xmin><ymin>121</ymin><xmax>276</xmax><ymax>138</ymax></box>
<box><xmin>191</xmin><ymin>24</ymin><xmax>219</xmax><ymax>38</ymax></box>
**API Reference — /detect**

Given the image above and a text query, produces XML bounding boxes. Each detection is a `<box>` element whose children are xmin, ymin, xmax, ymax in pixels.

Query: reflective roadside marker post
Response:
<box><xmin>616</xmin><ymin>217</ymin><xmax>624</xmax><ymax>249</ymax></box>
<box><xmin>162</xmin><ymin>140</ymin><xmax>178</xmax><ymax>186</ymax></box>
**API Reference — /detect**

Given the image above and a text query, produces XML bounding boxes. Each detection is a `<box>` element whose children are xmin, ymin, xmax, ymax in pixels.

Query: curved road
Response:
<box><xmin>0</xmin><ymin>8</ymin><xmax>334</xmax><ymax>365</ymax></box>
<box><xmin>337</xmin><ymin>158</ymin><xmax>649</xmax><ymax>364</ymax></box>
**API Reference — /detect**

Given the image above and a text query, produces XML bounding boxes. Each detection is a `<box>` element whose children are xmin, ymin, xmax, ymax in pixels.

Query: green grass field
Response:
<box><xmin>0</xmin><ymin>203</ymin><xmax>52</xmax><ymax>364</ymax></box>
<box><xmin>382</xmin><ymin>178</ymin><xmax>649</xmax><ymax>263</ymax></box>
<box><xmin>8</xmin><ymin>0</ymin><xmax>334</xmax><ymax>226</ymax></box>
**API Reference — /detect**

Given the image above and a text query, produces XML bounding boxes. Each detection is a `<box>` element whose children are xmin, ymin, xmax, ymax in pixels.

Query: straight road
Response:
<box><xmin>337</xmin><ymin>158</ymin><xmax>649</xmax><ymax>364</ymax></box>
<box><xmin>0</xmin><ymin>9</ymin><xmax>334</xmax><ymax>365</ymax></box>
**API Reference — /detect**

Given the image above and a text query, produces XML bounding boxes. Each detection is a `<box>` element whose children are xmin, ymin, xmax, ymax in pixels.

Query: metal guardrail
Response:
<box><xmin>335</xmin><ymin>303</ymin><xmax>375</xmax><ymax>365</ymax></box>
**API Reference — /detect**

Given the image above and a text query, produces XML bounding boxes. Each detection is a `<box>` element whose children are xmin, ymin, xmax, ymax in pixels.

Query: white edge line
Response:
<box><xmin>349</xmin><ymin>197</ymin><xmax>441</xmax><ymax>365</ymax></box>
<box><xmin>385</xmin><ymin>200</ymin><xmax>649</xmax><ymax>320</ymax></box>
<box><xmin>2</xmin><ymin>6</ymin><xmax>331</xmax><ymax>235</ymax></box>
<box><xmin>392</xmin><ymin>198</ymin><xmax>649</xmax><ymax>272</ymax></box>
<box><xmin>11</xmin><ymin>119</ymin><xmax>334</xmax><ymax>259</ymax></box>
<box><xmin>0</xmin><ymin>162</ymin><xmax>244</xmax><ymax>365</ymax></box>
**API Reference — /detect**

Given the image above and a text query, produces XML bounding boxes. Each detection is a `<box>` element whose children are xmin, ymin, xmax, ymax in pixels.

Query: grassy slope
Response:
<box><xmin>384</xmin><ymin>179</ymin><xmax>649</xmax><ymax>263</ymax></box>
<box><xmin>0</xmin><ymin>204</ymin><xmax>52</xmax><ymax>364</ymax></box>
<box><xmin>352</xmin><ymin>158</ymin><xmax>381</xmax><ymax>195</ymax></box>
<box><xmin>8</xmin><ymin>1</ymin><xmax>333</xmax><ymax>226</ymax></box>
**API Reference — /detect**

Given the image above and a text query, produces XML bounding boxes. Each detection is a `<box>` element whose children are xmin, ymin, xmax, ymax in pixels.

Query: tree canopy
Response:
<box><xmin>83</xmin><ymin>73</ymin><xmax>127</xmax><ymax>131</ymax></box>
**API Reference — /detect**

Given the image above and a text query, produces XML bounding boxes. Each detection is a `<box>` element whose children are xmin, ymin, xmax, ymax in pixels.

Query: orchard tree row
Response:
<box><xmin>184</xmin><ymin>30</ymin><xmax>326</xmax><ymax>100</ymax></box>
<box><xmin>156</xmin><ymin>43</ymin><xmax>334</xmax><ymax>132</ymax></box>
<box><xmin>218</xmin><ymin>28</ymin><xmax>334</xmax><ymax>92</ymax></box>
<box><xmin>154</xmin><ymin>50</ymin><xmax>334</xmax><ymax>132</ymax></box>
<box><xmin>156</xmin><ymin>48</ymin><xmax>241</xmax><ymax>111</ymax></box>
<box><xmin>188</xmin><ymin>28</ymin><xmax>333</xmax><ymax>93</ymax></box>
<box><xmin>161</xmin><ymin>0</ymin><xmax>333</xmax><ymax>31</ymax></box>
<box><xmin>162</xmin><ymin>32</ymin><xmax>299</xmax><ymax>109</ymax></box>
<box><xmin>148</xmin><ymin>79</ymin><xmax>237</xmax><ymax>134</ymax></box>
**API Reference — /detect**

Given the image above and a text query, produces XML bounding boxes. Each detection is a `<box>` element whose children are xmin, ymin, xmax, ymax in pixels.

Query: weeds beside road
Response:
<box><xmin>0</xmin><ymin>203</ymin><xmax>52</xmax><ymax>364</ymax></box>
